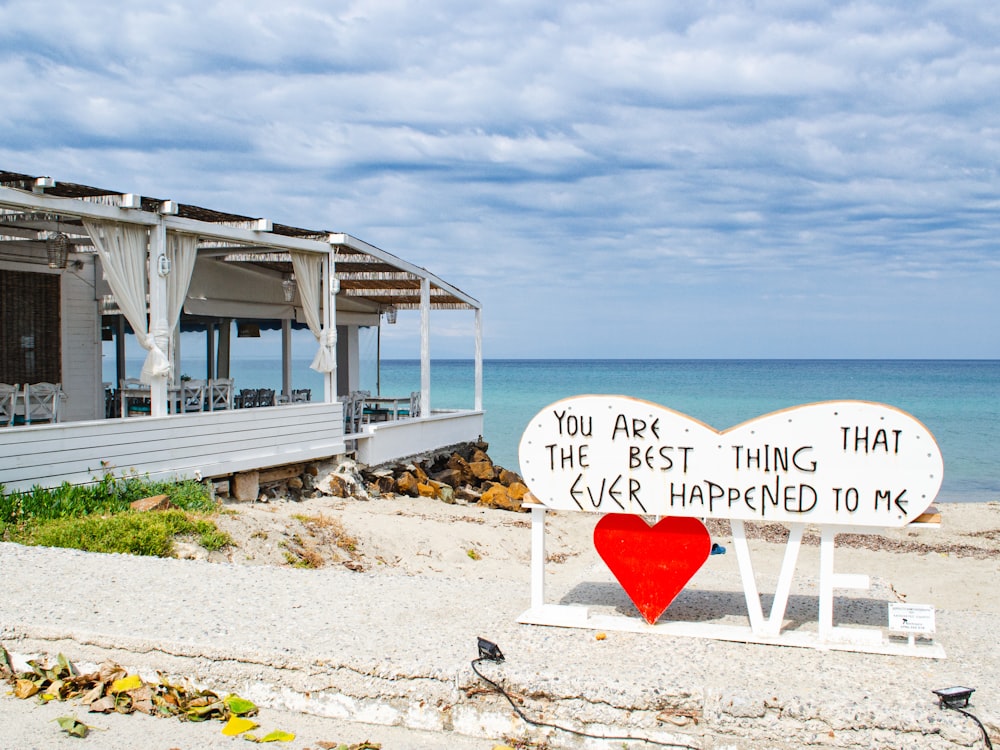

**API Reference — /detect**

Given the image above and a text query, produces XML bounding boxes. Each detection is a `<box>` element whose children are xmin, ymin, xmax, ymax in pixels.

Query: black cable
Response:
<box><xmin>943</xmin><ymin>704</ymin><xmax>994</xmax><ymax>750</ymax></box>
<box><xmin>471</xmin><ymin>657</ymin><xmax>701</xmax><ymax>750</ymax></box>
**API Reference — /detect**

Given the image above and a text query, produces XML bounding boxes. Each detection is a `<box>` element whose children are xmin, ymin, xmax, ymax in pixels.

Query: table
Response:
<box><xmin>120</xmin><ymin>386</ymin><xmax>151</xmax><ymax>418</ymax></box>
<box><xmin>363</xmin><ymin>396</ymin><xmax>411</xmax><ymax>421</ymax></box>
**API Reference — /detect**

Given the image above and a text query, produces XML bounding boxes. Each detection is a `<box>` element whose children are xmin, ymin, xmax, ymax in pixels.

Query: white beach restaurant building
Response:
<box><xmin>0</xmin><ymin>169</ymin><xmax>483</xmax><ymax>493</ymax></box>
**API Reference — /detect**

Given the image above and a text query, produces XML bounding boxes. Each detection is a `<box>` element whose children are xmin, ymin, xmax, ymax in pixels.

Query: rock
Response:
<box><xmin>287</xmin><ymin>477</ymin><xmax>304</xmax><ymax>490</ymax></box>
<box><xmin>498</xmin><ymin>468</ymin><xmax>523</xmax><ymax>486</ymax></box>
<box><xmin>470</xmin><ymin>448</ymin><xmax>491</xmax><ymax>464</ymax></box>
<box><xmin>304</xmin><ymin>464</ymin><xmax>319</xmax><ymax>476</ymax></box>
<box><xmin>417</xmin><ymin>481</ymin><xmax>440</xmax><ymax>499</ymax></box>
<box><xmin>479</xmin><ymin>482</ymin><xmax>524</xmax><ymax>512</ymax></box>
<box><xmin>438</xmin><ymin>484</ymin><xmax>456</xmax><ymax>504</ymax></box>
<box><xmin>325</xmin><ymin>475</ymin><xmax>350</xmax><ymax>498</ymax></box>
<box><xmin>469</xmin><ymin>460</ymin><xmax>495</xmax><ymax>481</ymax></box>
<box><xmin>369</xmin><ymin>475</ymin><xmax>396</xmax><ymax>496</ymax></box>
<box><xmin>130</xmin><ymin>495</ymin><xmax>175</xmax><ymax>512</ymax></box>
<box><xmin>506</xmin><ymin>481</ymin><xmax>530</xmax><ymax>501</ymax></box>
<box><xmin>396</xmin><ymin>471</ymin><xmax>420</xmax><ymax>497</ymax></box>
<box><xmin>446</xmin><ymin>453</ymin><xmax>473</xmax><ymax>481</ymax></box>
<box><xmin>456</xmin><ymin>485</ymin><xmax>481</xmax><ymax>504</ymax></box>
<box><xmin>173</xmin><ymin>541</ymin><xmax>207</xmax><ymax>560</ymax></box>
<box><xmin>431</xmin><ymin>468</ymin><xmax>463</xmax><ymax>488</ymax></box>
<box><xmin>232</xmin><ymin>471</ymin><xmax>259</xmax><ymax>503</ymax></box>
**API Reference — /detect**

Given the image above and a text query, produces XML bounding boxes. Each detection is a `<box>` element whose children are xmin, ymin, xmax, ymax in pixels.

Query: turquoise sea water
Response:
<box><xmin>113</xmin><ymin>358</ymin><xmax>1000</xmax><ymax>503</ymax></box>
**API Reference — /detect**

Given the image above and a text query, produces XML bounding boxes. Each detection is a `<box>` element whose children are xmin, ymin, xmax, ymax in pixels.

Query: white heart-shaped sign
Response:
<box><xmin>519</xmin><ymin>397</ymin><xmax>942</xmax><ymax>528</ymax></box>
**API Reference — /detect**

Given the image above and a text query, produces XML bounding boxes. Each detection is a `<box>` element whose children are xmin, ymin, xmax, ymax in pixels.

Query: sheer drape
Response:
<box><xmin>84</xmin><ymin>219</ymin><xmax>169</xmax><ymax>382</ymax></box>
<box><xmin>166</xmin><ymin>232</ymin><xmax>198</xmax><ymax>336</ymax></box>
<box><xmin>85</xmin><ymin>221</ymin><xmax>200</xmax><ymax>384</ymax></box>
<box><xmin>290</xmin><ymin>250</ymin><xmax>335</xmax><ymax>373</ymax></box>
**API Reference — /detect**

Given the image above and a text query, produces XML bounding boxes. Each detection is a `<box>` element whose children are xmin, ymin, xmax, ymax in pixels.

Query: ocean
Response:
<box><xmin>112</xmin><ymin>358</ymin><xmax>1000</xmax><ymax>503</ymax></box>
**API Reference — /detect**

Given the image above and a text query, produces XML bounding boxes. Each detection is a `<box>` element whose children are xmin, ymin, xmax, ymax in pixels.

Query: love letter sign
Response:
<box><xmin>519</xmin><ymin>397</ymin><xmax>943</xmax><ymax>528</ymax></box>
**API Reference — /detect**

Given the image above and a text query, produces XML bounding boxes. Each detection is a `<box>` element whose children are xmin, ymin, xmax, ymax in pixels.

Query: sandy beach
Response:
<box><xmin>2</xmin><ymin>472</ymin><xmax>998</xmax><ymax>749</ymax></box>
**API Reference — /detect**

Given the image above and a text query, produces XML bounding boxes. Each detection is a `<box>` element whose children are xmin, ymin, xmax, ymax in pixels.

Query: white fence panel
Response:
<box><xmin>0</xmin><ymin>402</ymin><xmax>346</xmax><ymax>490</ymax></box>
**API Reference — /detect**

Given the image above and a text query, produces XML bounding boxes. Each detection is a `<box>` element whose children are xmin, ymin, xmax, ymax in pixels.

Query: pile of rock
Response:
<box><xmin>359</xmin><ymin>440</ymin><xmax>531</xmax><ymax>512</ymax></box>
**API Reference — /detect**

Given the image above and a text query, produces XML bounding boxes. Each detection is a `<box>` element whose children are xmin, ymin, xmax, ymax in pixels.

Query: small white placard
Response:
<box><xmin>888</xmin><ymin>603</ymin><xmax>935</xmax><ymax>633</ymax></box>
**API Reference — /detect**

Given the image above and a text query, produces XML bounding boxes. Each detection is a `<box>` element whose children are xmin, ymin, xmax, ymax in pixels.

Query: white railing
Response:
<box><xmin>0</xmin><ymin>402</ymin><xmax>345</xmax><ymax>491</ymax></box>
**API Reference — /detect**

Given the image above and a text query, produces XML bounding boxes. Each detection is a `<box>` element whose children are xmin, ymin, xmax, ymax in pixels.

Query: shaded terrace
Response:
<box><xmin>0</xmin><ymin>170</ymin><xmax>483</xmax><ymax>489</ymax></box>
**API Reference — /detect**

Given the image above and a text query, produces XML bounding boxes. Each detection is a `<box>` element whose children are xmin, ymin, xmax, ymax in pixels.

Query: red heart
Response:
<box><xmin>593</xmin><ymin>514</ymin><xmax>711</xmax><ymax>625</ymax></box>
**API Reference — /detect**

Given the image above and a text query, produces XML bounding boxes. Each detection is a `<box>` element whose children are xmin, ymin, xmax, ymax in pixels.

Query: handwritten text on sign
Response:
<box><xmin>518</xmin><ymin>397</ymin><xmax>943</xmax><ymax>527</ymax></box>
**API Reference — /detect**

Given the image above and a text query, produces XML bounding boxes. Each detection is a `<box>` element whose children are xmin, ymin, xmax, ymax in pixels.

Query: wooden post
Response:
<box><xmin>420</xmin><ymin>276</ymin><xmax>430</xmax><ymax>415</ymax></box>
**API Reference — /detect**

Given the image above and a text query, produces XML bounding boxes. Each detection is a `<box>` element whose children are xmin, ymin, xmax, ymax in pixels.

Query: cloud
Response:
<box><xmin>2</xmin><ymin>0</ymin><xmax>999</xmax><ymax>357</ymax></box>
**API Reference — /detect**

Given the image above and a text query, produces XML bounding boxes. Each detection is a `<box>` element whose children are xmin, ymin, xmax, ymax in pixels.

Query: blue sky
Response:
<box><xmin>3</xmin><ymin>0</ymin><xmax>999</xmax><ymax>359</ymax></box>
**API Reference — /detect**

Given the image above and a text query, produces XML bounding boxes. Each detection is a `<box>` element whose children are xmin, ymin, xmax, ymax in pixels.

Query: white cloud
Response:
<box><xmin>2</xmin><ymin>0</ymin><xmax>999</xmax><ymax>357</ymax></box>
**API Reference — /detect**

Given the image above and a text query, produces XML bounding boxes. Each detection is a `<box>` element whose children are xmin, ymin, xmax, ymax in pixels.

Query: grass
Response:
<box><xmin>0</xmin><ymin>474</ymin><xmax>230</xmax><ymax>557</ymax></box>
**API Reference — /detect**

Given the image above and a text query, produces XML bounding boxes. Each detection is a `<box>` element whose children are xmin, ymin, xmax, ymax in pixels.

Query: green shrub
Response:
<box><xmin>5</xmin><ymin>510</ymin><xmax>232</xmax><ymax>557</ymax></box>
<box><xmin>0</xmin><ymin>474</ymin><xmax>214</xmax><ymax>525</ymax></box>
<box><xmin>0</xmin><ymin>474</ymin><xmax>227</xmax><ymax>557</ymax></box>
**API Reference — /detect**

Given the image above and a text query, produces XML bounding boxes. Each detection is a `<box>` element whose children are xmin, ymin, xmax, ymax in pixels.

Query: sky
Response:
<box><xmin>2</xmin><ymin>0</ymin><xmax>999</xmax><ymax>359</ymax></box>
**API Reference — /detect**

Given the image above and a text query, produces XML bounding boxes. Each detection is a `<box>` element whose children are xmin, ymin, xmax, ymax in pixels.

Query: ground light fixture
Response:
<box><xmin>932</xmin><ymin>686</ymin><xmax>992</xmax><ymax>749</ymax></box>
<box><xmin>477</xmin><ymin>637</ymin><xmax>504</xmax><ymax>662</ymax></box>
<box><xmin>933</xmin><ymin>686</ymin><xmax>975</xmax><ymax>708</ymax></box>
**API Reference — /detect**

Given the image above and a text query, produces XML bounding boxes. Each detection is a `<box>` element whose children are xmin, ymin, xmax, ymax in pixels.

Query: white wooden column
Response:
<box><xmin>420</xmin><ymin>276</ymin><xmax>431</xmax><ymax>415</ymax></box>
<box><xmin>323</xmin><ymin>249</ymin><xmax>337</xmax><ymax>403</ymax></box>
<box><xmin>281</xmin><ymin>318</ymin><xmax>292</xmax><ymax>399</ymax></box>
<box><xmin>148</xmin><ymin>221</ymin><xmax>169</xmax><ymax>416</ymax></box>
<box><xmin>206</xmin><ymin>322</ymin><xmax>216</xmax><ymax>380</ymax></box>
<box><xmin>172</xmin><ymin>327</ymin><xmax>182</xmax><ymax>386</ymax></box>
<box><xmin>217</xmin><ymin>319</ymin><xmax>231</xmax><ymax>379</ymax></box>
<box><xmin>474</xmin><ymin>306</ymin><xmax>483</xmax><ymax>411</ymax></box>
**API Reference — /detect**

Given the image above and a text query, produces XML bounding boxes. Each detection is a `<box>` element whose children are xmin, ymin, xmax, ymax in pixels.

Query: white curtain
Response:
<box><xmin>166</xmin><ymin>232</ymin><xmax>198</xmax><ymax>335</ymax></box>
<box><xmin>84</xmin><ymin>219</ymin><xmax>170</xmax><ymax>383</ymax></box>
<box><xmin>290</xmin><ymin>250</ymin><xmax>335</xmax><ymax>372</ymax></box>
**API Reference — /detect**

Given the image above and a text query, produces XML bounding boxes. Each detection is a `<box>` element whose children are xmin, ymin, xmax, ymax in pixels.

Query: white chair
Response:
<box><xmin>180</xmin><ymin>379</ymin><xmax>207</xmax><ymax>413</ymax></box>
<box><xmin>120</xmin><ymin>378</ymin><xmax>150</xmax><ymax>417</ymax></box>
<box><xmin>208</xmin><ymin>378</ymin><xmax>234</xmax><ymax>410</ymax></box>
<box><xmin>24</xmin><ymin>382</ymin><xmax>63</xmax><ymax>424</ymax></box>
<box><xmin>0</xmin><ymin>383</ymin><xmax>18</xmax><ymax>427</ymax></box>
<box><xmin>344</xmin><ymin>390</ymin><xmax>369</xmax><ymax>433</ymax></box>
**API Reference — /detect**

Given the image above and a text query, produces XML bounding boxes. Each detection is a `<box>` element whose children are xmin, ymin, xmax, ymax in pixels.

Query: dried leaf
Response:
<box><xmin>89</xmin><ymin>696</ymin><xmax>117</xmax><ymax>714</ymax></box>
<box><xmin>111</xmin><ymin>674</ymin><xmax>143</xmax><ymax>693</ymax></box>
<box><xmin>257</xmin><ymin>730</ymin><xmax>296</xmax><ymax>742</ymax></box>
<box><xmin>55</xmin><ymin>715</ymin><xmax>89</xmax><ymax>738</ymax></box>
<box><xmin>0</xmin><ymin>645</ymin><xmax>14</xmax><ymax>676</ymax></box>
<box><xmin>221</xmin><ymin>715</ymin><xmax>258</xmax><ymax>736</ymax></box>
<box><xmin>224</xmin><ymin>694</ymin><xmax>258</xmax><ymax>716</ymax></box>
<box><xmin>14</xmin><ymin>679</ymin><xmax>40</xmax><ymax>699</ymax></box>
<box><xmin>186</xmin><ymin>701</ymin><xmax>225</xmax><ymax>721</ymax></box>
<box><xmin>57</xmin><ymin>653</ymin><xmax>78</xmax><ymax>677</ymax></box>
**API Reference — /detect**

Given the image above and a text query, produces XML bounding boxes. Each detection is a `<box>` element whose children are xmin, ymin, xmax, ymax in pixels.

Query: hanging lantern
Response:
<box><xmin>385</xmin><ymin>305</ymin><xmax>397</xmax><ymax>324</ymax></box>
<box><xmin>46</xmin><ymin>232</ymin><xmax>70</xmax><ymax>269</ymax></box>
<box><xmin>281</xmin><ymin>273</ymin><xmax>297</xmax><ymax>302</ymax></box>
